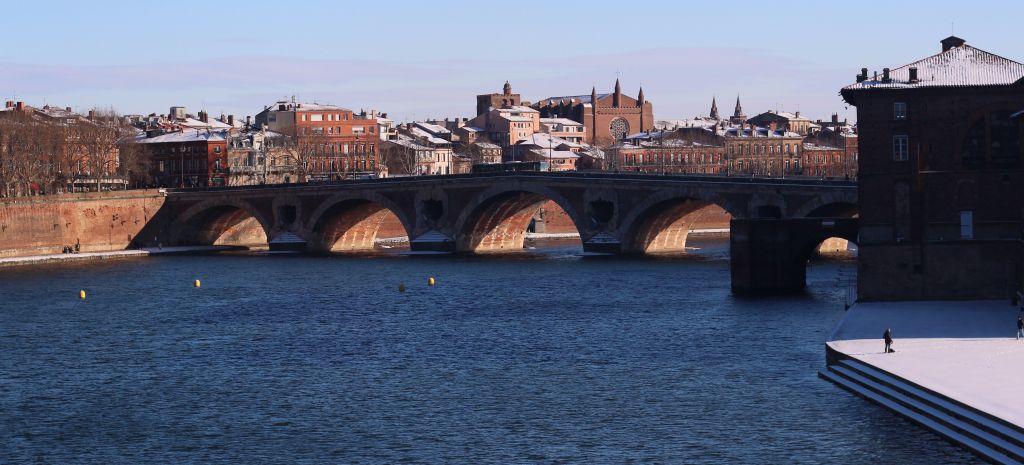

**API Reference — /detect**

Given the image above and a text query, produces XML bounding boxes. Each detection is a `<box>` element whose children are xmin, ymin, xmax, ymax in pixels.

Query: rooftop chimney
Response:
<box><xmin>5</xmin><ymin>100</ymin><xmax>13</xmax><ymax>108</ymax></box>
<box><xmin>908</xmin><ymin>67</ymin><xmax>919</xmax><ymax>83</ymax></box>
<box><xmin>228</xmin><ymin>114</ymin><xmax>235</xmax><ymax>126</ymax></box>
<box><xmin>882</xmin><ymin>68</ymin><xmax>891</xmax><ymax>82</ymax></box>
<box><xmin>65</xmin><ymin>106</ymin><xmax>72</xmax><ymax>112</ymax></box>
<box><xmin>941</xmin><ymin>36</ymin><xmax>966</xmax><ymax>52</ymax></box>
<box><xmin>87</xmin><ymin>110</ymin><xmax>96</xmax><ymax>119</ymax></box>
<box><xmin>16</xmin><ymin>101</ymin><xmax>24</xmax><ymax>112</ymax></box>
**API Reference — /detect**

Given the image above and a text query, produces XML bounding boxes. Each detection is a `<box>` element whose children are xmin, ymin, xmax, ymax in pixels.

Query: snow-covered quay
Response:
<box><xmin>822</xmin><ymin>301</ymin><xmax>1024</xmax><ymax>464</ymax></box>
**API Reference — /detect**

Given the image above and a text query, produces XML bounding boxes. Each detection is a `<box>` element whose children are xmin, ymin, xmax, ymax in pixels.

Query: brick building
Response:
<box><xmin>476</xmin><ymin>81</ymin><xmax>521</xmax><ymax>116</ymax></box>
<box><xmin>801</xmin><ymin>125</ymin><xmax>858</xmax><ymax>178</ymax></box>
<box><xmin>612</xmin><ymin>131</ymin><xmax>726</xmax><ymax>174</ymax></box>
<box><xmin>534</xmin><ymin>79</ymin><xmax>654</xmax><ymax>146</ymax></box>
<box><xmin>722</xmin><ymin>124</ymin><xmax>804</xmax><ymax>176</ymax></box>
<box><xmin>255</xmin><ymin>101</ymin><xmax>380</xmax><ymax>180</ymax></box>
<box><xmin>140</xmin><ymin>130</ymin><xmax>229</xmax><ymax>188</ymax></box>
<box><xmin>841</xmin><ymin>36</ymin><xmax>1024</xmax><ymax>301</ymax></box>
<box><xmin>747</xmin><ymin>110</ymin><xmax>814</xmax><ymax>135</ymax></box>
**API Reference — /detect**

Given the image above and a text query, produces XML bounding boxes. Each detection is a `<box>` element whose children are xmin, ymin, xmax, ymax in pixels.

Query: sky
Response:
<box><xmin>1</xmin><ymin>0</ymin><xmax>1022</xmax><ymax>124</ymax></box>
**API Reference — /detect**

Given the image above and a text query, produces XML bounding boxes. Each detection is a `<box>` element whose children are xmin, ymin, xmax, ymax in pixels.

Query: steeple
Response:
<box><xmin>591</xmin><ymin>86</ymin><xmax>598</xmax><ymax>105</ymax></box>
<box><xmin>613</xmin><ymin>78</ymin><xmax>621</xmax><ymax>107</ymax></box>
<box><xmin>503</xmin><ymin>80</ymin><xmax>512</xmax><ymax>96</ymax></box>
<box><xmin>730</xmin><ymin>95</ymin><xmax>746</xmax><ymax>124</ymax></box>
<box><xmin>710</xmin><ymin>96</ymin><xmax>720</xmax><ymax>120</ymax></box>
<box><xmin>637</xmin><ymin>86</ymin><xmax>645</xmax><ymax>107</ymax></box>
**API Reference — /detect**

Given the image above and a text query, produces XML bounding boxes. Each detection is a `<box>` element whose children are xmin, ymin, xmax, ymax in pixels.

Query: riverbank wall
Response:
<box><xmin>821</xmin><ymin>300</ymin><xmax>1024</xmax><ymax>463</ymax></box>
<box><xmin>0</xmin><ymin>190</ymin><xmax>165</xmax><ymax>258</ymax></box>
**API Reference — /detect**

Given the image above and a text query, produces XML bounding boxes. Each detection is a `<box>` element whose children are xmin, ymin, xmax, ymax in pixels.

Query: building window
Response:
<box><xmin>893</xmin><ymin>135</ymin><xmax>909</xmax><ymax>161</ymax></box>
<box><xmin>894</xmin><ymin>102</ymin><xmax>907</xmax><ymax>120</ymax></box>
<box><xmin>960</xmin><ymin>210</ymin><xmax>974</xmax><ymax>239</ymax></box>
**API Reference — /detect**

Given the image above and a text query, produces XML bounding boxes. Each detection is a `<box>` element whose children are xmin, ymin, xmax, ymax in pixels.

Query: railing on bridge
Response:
<box><xmin>162</xmin><ymin>170</ymin><xmax>857</xmax><ymax>194</ymax></box>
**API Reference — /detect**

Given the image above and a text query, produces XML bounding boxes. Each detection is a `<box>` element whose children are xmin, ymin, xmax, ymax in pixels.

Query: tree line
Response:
<box><xmin>0</xmin><ymin>109</ymin><xmax>148</xmax><ymax>197</ymax></box>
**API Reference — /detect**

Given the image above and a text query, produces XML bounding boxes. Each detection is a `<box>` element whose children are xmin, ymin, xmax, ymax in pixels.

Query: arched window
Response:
<box><xmin>962</xmin><ymin>111</ymin><xmax>1021</xmax><ymax>169</ymax></box>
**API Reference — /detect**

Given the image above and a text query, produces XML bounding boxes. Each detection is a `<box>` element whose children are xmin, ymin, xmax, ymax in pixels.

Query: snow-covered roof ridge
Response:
<box><xmin>139</xmin><ymin>130</ymin><xmax>228</xmax><ymax>144</ymax></box>
<box><xmin>844</xmin><ymin>42</ymin><xmax>1024</xmax><ymax>90</ymax></box>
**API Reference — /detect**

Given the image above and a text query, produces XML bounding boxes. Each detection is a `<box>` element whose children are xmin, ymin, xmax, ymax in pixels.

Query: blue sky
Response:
<box><xmin>1</xmin><ymin>0</ymin><xmax>1020</xmax><ymax>123</ymax></box>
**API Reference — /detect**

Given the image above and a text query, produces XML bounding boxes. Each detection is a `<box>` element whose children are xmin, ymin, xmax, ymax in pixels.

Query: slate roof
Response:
<box><xmin>843</xmin><ymin>41</ymin><xmax>1024</xmax><ymax>91</ymax></box>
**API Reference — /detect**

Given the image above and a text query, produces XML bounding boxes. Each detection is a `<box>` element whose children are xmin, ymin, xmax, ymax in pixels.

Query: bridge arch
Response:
<box><xmin>172</xmin><ymin>198</ymin><xmax>271</xmax><ymax>248</ymax></box>
<box><xmin>305</xmin><ymin>192</ymin><xmax>414</xmax><ymax>253</ymax></box>
<box><xmin>619</xmin><ymin>189</ymin><xmax>742</xmax><ymax>254</ymax></box>
<box><xmin>796</xmin><ymin>220</ymin><xmax>860</xmax><ymax>292</ymax></box>
<box><xmin>792</xmin><ymin>190</ymin><xmax>859</xmax><ymax>218</ymax></box>
<box><xmin>453</xmin><ymin>184</ymin><xmax>586</xmax><ymax>253</ymax></box>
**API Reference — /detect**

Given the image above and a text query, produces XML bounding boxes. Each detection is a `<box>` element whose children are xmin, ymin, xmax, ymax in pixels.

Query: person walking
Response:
<box><xmin>1017</xmin><ymin>315</ymin><xmax>1023</xmax><ymax>340</ymax></box>
<box><xmin>883</xmin><ymin>328</ymin><xmax>893</xmax><ymax>353</ymax></box>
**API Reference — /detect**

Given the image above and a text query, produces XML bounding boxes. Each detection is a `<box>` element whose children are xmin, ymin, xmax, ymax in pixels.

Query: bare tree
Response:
<box><xmin>381</xmin><ymin>141</ymin><xmax>417</xmax><ymax>176</ymax></box>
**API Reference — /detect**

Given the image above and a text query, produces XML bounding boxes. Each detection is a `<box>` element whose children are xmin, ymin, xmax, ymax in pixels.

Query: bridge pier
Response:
<box><xmin>730</xmin><ymin>218</ymin><xmax>858</xmax><ymax>295</ymax></box>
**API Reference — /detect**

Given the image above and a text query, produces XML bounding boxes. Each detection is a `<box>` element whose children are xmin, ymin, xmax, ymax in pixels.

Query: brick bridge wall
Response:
<box><xmin>0</xmin><ymin>190</ymin><xmax>166</xmax><ymax>258</ymax></box>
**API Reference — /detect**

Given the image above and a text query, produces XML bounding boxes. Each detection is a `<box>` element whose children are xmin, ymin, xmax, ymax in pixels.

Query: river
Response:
<box><xmin>0</xmin><ymin>238</ymin><xmax>979</xmax><ymax>464</ymax></box>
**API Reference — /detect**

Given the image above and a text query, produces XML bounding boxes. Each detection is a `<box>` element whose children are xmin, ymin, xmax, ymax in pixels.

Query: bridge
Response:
<box><xmin>136</xmin><ymin>172</ymin><xmax>858</xmax><ymax>294</ymax></box>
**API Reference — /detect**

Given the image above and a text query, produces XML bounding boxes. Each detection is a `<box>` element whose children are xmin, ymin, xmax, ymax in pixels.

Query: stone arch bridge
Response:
<box><xmin>138</xmin><ymin>172</ymin><xmax>858</xmax><ymax>294</ymax></box>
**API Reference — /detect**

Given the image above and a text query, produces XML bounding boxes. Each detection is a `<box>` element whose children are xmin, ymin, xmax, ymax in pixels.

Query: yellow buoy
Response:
<box><xmin>398</xmin><ymin>283</ymin><xmax>406</xmax><ymax>293</ymax></box>
<box><xmin>427</xmin><ymin>276</ymin><xmax>436</xmax><ymax>286</ymax></box>
<box><xmin>79</xmin><ymin>290</ymin><xmax>86</xmax><ymax>300</ymax></box>
<box><xmin>194</xmin><ymin>279</ymin><xmax>201</xmax><ymax>288</ymax></box>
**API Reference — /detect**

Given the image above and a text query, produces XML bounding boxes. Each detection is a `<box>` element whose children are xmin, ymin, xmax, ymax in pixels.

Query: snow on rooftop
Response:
<box><xmin>844</xmin><ymin>41</ymin><xmax>1024</xmax><ymax>90</ymax></box>
<box><xmin>414</xmin><ymin>121</ymin><xmax>451</xmax><ymax>134</ymax></box>
<box><xmin>518</xmin><ymin>132</ymin><xmax>583</xmax><ymax>149</ymax></box>
<box><xmin>529</xmin><ymin>149</ymin><xmax>578</xmax><ymax>159</ymax></box>
<box><xmin>654</xmin><ymin>118</ymin><xmax>720</xmax><ymax>130</ymax></box>
<box><xmin>139</xmin><ymin>130</ymin><xmax>228</xmax><ymax>144</ymax></box>
<box><xmin>540</xmin><ymin>94</ymin><xmax>612</xmax><ymax>105</ymax></box>
<box><xmin>539</xmin><ymin>117</ymin><xmax>583</xmax><ymax>126</ymax></box>
<box><xmin>502</xmin><ymin>105</ymin><xmax>538</xmax><ymax>113</ymax></box>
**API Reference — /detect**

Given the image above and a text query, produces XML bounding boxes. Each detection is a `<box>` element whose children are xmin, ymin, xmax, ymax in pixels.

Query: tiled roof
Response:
<box><xmin>844</xmin><ymin>42</ymin><xmax>1024</xmax><ymax>91</ymax></box>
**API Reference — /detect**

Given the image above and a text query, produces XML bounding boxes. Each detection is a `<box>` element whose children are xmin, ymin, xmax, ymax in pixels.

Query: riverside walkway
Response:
<box><xmin>822</xmin><ymin>300</ymin><xmax>1024</xmax><ymax>464</ymax></box>
<box><xmin>0</xmin><ymin>246</ymin><xmax>236</xmax><ymax>267</ymax></box>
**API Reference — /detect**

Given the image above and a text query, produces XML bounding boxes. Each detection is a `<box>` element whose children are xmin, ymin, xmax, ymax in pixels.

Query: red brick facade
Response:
<box><xmin>841</xmin><ymin>36</ymin><xmax>1024</xmax><ymax>300</ymax></box>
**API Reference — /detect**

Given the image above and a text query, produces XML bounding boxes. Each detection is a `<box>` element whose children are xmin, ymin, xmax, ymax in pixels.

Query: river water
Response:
<box><xmin>0</xmin><ymin>238</ymin><xmax>979</xmax><ymax>464</ymax></box>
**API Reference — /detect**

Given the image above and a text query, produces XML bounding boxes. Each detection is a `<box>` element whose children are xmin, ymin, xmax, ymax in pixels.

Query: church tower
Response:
<box><xmin>730</xmin><ymin>95</ymin><xmax>746</xmax><ymax>124</ymax></box>
<box><xmin>503</xmin><ymin>81</ymin><xmax>512</xmax><ymax>96</ymax></box>
<box><xmin>613</xmin><ymin>78</ymin><xmax>622</xmax><ymax>108</ymax></box>
<box><xmin>710</xmin><ymin>96</ymin><xmax>720</xmax><ymax>120</ymax></box>
<box><xmin>638</xmin><ymin>86</ymin><xmax>646</xmax><ymax>130</ymax></box>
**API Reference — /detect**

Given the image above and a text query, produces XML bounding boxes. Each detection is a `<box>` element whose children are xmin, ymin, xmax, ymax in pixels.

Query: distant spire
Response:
<box><xmin>613</xmin><ymin>78</ymin><xmax>622</xmax><ymax>107</ymax></box>
<box><xmin>710</xmin><ymin>96</ymin><xmax>720</xmax><ymax>120</ymax></box>
<box><xmin>637</xmin><ymin>86</ymin><xmax>645</xmax><ymax>106</ymax></box>
<box><xmin>591</xmin><ymin>86</ymin><xmax>598</xmax><ymax>104</ymax></box>
<box><xmin>733</xmin><ymin>95</ymin><xmax>744</xmax><ymax>118</ymax></box>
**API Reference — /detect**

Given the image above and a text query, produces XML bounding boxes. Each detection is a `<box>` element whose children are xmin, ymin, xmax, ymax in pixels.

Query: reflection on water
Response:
<box><xmin>0</xmin><ymin>237</ymin><xmax>978</xmax><ymax>464</ymax></box>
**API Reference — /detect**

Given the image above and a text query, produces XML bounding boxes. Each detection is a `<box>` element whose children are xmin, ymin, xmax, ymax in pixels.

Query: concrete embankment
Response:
<box><xmin>821</xmin><ymin>300</ymin><xmax>1024</xmax><ymax>464</ymax></box>
<box><xmin>0</xmin><ymin>190</ymin><xmax>166</xmax><ymax>258</ymax></box>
